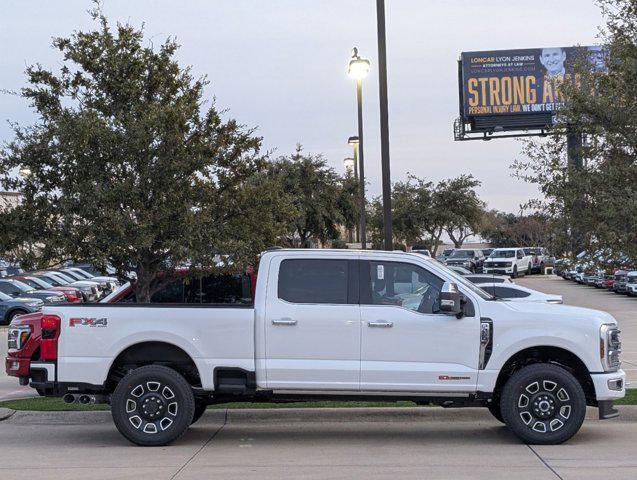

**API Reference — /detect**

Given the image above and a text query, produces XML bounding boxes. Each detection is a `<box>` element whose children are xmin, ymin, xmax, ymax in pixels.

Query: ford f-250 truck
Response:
<box><xmin>7</xmin><ymin>249</ymin><xmax>625</xmax><ymax>446</ymax></box>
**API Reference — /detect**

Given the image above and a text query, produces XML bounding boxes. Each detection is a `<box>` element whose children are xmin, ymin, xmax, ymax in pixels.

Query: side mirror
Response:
<box><xmin>440</xmin><ymin>281</ymin><xmax>462</xmax><ymax>317</ymax></box>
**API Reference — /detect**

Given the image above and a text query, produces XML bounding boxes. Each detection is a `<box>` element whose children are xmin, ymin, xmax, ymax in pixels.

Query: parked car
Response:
<box><xmin>483</xmin><ymin>248</ymin><xmax>532</xmax><ymax>278</ymax></box>
<box><xmin>30</xmin><ymin>271</ymin><xmax>101</xmax><ymax>302</ymax></box>
<box><xmin>444</xmin><ymin>249</ymin><xmax>485</xmax><ymax>273</ymax></box>
<box><xmin>478</xmin><ymin>282</ymin><xmax>563</xmax><ymax>304</ymax></box>
<box><xmin>523</xmin><ymin>247</ymin><xmax>548</xmax><ymax>274</ymax></box>
<box><xmin>53</xmin><ymin>269</ymin><xmax>119</xmax><ymax>295</ymax></box>
<box><xmin>603</xmin><ymin>275</ymin><xmax>616</xmax><ymax>290</ymax></box>
<box><xmin>0</xmin><ymin>279</ymin><xmax>66</xmax><ymax>304</ymax></box>
<box><xmin>464</xmin><ymin>274</ymin><xmax>512</xmax><ymax>285</ymax></box>
<box><xmin>7</xmin><ymin>249</ymin><xmax>625</xmax><ymax>446</ymax></box>
<box><xmin>612</xmin><ymin>270</ymin><xmax>629</xmax><ymax>294</ymax></box>
<box><xmin>553</xmin><ymin>259</ymin><xmax>570</xmax><ymax>277</ymax></box>
<box><xmin>625</xmin><ymin>271</ymin><xmax>637</xmax><ymax>296</ymax></box>
<box><xmin>10</xmin><ymin>275</ymin><xmax>84</xmax><ymax>303</ymax></box>
<box><xmin>0</xmin><ymin>291</ymin><xmax>43</xmax><ymax>325</ymax></box>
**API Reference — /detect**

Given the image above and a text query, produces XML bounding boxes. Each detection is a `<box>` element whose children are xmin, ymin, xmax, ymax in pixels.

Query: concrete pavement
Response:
<box><xmin>517</xmin><ymin>275</ymin><xmax>637</xmax><ymax>387</ymax></box>
<box><xmin>0</xmin><ymin>408</ymin><xmax>636</xmax><ymax>480</ymax></box>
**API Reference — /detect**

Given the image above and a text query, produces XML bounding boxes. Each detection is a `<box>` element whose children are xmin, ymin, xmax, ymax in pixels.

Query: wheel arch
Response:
<box><xmin>106</xmin><ymin>341</ymin><xmax>202</xmax><ymax>391</ymax></box>
<box><xmin>493</xmin><ymin>345</ymin><xmax>596</xmax><ymax>404</ymax></box>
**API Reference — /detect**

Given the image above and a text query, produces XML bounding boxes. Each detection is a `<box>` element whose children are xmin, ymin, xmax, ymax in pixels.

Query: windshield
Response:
<box><xmin>8</xmin><ymin>280</ymin><xmax>34</xmax><ymax>293</ymax></box>
<box><xmin>523</xmin><ymin>248</ymin><xmax>535</xmax><ymax>255</ymax></box>
<box><xmin>490</xmin><ymin>249</ymin><xmax>516</xmax><ymax>258</ymax></box>
<box><xmin>27</xmin><ymin>277</ymin><xmax>53</xmax><ymax>289</ymax></box>
<box><xmin>433</xmin><ymin>262</ymin><xmax>493</xmax><ymax>301</ymax></box>
<box><xmin>449</xmin><ymin>250</ymin><xmax>474</xmax><ymax>259</ymax></box>
<box><xmin>0</xmin><ymin>291</ymin><xmax>11</xmax><ymax>301</ymax></box>
<box><xmin>49</xmin><ymin>273</ymin><xmax>73</xmax><ymax>284</ymax></box>
<box><xmin>39</xmin><ymin>274</ymin><xmax>64</xmax><ymax>286</ymax></box>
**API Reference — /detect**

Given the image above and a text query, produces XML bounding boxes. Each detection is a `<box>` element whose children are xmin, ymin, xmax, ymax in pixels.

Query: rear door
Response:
<box><xmin>264</xmin><ymin>255</ymin><xmax>360</xmax><ymax>390</ymax></box>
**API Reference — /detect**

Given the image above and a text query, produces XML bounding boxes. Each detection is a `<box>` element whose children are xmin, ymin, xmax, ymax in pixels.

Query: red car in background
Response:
<box><xmin>11</xmin><ymin>275</ymin><xmax>84</xmax><ymax>303</ymax></box>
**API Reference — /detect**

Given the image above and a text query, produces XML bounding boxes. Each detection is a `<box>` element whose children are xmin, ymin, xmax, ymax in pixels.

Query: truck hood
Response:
<box><xmin>496</xmin><ymin>299</ymin><xmax>617</xmax><ymax>327</ymax></box>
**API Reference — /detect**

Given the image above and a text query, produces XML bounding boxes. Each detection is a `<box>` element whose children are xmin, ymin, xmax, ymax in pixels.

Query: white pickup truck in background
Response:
<box><xmin>23</xmin><ymin>249</ymin><xmax>624</xmax><ymax>446</ymax></box>
<box><xmin>483</xmin><ymin>248</ymin><xmax>533</xmax><ymax>278</ymax></box>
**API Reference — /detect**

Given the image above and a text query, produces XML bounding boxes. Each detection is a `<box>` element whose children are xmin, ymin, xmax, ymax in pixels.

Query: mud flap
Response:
<box><xmin>598</xmin><ymin>400</ymin><xmax>619</xmax><ymax>419</ymax></box>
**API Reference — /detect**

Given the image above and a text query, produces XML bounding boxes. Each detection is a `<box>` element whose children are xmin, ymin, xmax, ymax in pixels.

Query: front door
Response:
<box><xmin>359</xmin><ymin>259</ymin><xmax>480</xmax><ymax>392</ymax></box>
<box><xmin>264</xmin><ymin>256</ymin><xmax>360</xmax><ymax>390</ymax></box>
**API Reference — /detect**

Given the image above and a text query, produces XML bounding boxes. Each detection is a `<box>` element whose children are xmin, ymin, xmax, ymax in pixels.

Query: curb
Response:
<box><xmin>3</xmin><ymin>405</ymin><xmax>637</xmax><ymax>424</ymax></box>
<box><xmin>0</xmin><ymin>407</ymin><xmax>16</xmax><ymax>421</ymax></box>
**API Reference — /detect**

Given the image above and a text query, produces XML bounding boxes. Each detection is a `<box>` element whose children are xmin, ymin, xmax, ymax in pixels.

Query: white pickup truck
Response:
<box><xmin>23</xmin><ymin>249</ymin><xmax>625</xmax><ymax>446</ymax></box>
<box><xmin>483</xmin><ymin>248</ymin><xmax>533</xmax><ymax>278</ymax></box>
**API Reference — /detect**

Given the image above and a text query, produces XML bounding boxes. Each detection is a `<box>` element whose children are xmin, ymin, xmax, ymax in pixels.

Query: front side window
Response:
<box><xmin>365</xmin><ymin>261</ymin><xmax>443</xmax><ymax>314</ymax></box>
<box><xmin>278</xmin><ymin>259</ymin><xmax>348</xmax><ymax>304</ymax></box>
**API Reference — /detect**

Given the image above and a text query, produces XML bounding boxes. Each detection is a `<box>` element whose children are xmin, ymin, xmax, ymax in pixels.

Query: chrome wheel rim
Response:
<box><xmin>517</xmin><ymin>379</ymin><xmax>571</xmax><ymax>433</ymax></box>
<box><xmin>126</xmin><ymin>381</ymin><xmax>178</xmax><ymax>434</ymax></box>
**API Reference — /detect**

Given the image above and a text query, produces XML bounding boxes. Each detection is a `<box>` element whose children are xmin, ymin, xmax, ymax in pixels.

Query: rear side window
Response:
<box><xmin>278</xmin><ymin>259</ymin><xmax>348</xmax><ymax>304</ymax></box>
<box><xmin>493</xmin><ymin>286</ymin><xmax>530</xmax><ymax>298</ymax></box>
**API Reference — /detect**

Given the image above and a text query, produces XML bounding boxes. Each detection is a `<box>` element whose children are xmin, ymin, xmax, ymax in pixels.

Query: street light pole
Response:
<box><xmin>348</xmin><ymin>136</ymin><xmax>360</xmax><ymax>242</ymax></box>
<box><xmin>348</xmin><ymin>48</ymin><xmax>370</xmax><ymax>249</ymax></box>
<box><xmin>376</xmin><ymin>0</ymin><xmax>393</xmax><ymax>251</ymax></box>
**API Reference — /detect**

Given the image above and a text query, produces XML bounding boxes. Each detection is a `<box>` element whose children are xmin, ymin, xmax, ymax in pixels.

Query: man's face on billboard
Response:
<box><xmin>540</xmin><ymin>48</ymin><xmax>566</xmax><ymax>75</ymax></box>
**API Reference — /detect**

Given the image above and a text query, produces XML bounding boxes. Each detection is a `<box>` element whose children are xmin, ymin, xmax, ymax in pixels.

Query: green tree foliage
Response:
<box><xmin>269</xmin><ymin>146</ymin><xmax>357</xmax><ymax>247</ymax></box>
<box><xmin>480</xmin><ymin>210</ymin><xmax>558</xmax><ymax>250</ymax></box>
<box><xmin>369</xmin><ymin>175</ymin><xmax>484</xmax><ymax>254</ymax></box>
<box><xmin>513</xmin><ymin>0</ymin><xmax>637</xmax><ymax>263</ymax></box>
<box><xmin>0</xmin><ymin>7</ymin><xmax>288</xmax><ymax>301</ymax></box>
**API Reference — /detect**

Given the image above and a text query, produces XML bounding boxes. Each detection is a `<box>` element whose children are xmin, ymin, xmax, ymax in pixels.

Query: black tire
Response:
<box><xmin>487</xmin><ymin>401</ymin><xmax>505</xmax><ymax>424</ymax></box>
<box><xmin>191</xmin><ymin>401</ymin><xmax>208</xmax><ymax>425</ymax></box>
<box><xmin>512</xmin><ymin>266</ymin><xmax>518</xmax><ymax>278</ymax></box>
<box><xmin>527</xmin><ymin>264</ymin><xmax>532</xmax><ymax>276</ymax></box>
<box><xmin>111</xmin><ymin>365</ymin><xmax>195</xmax><ymax>446</ymax></box>
<box><xmin>5</xmin><ymin>309</ymin><xmax>27</xmax><ymax>325</ymax></box>
<box><xmin>501</xmin><ymin>364</ymin><xmax>586</xmax><ymax>445</ymax></box>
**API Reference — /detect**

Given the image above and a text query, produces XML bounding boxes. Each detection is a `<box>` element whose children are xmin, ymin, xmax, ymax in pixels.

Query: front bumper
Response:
<box><xmin>5</xmin><ymin>355</ymin><xmax>31</xmax><ymax>377</ymax></box>
<box><xmin>484</xmin><ymin>267</ymin><xmax>513</xmax><ymax>274</ymax></box>
<box><xmin>591</xmin><ymin>369</ymin><xmax>626</xmax><ymax>401</ymax></box>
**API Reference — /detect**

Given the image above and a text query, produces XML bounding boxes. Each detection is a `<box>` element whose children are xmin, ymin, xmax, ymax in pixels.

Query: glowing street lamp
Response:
<box><xmin>348</xmin><ymin>48</ymin><xmax>370</xmax><ymax>249</ymax></box>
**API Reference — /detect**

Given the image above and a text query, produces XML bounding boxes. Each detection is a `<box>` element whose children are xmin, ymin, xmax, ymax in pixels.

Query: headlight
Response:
<box><xmin>463</xmin><ymin>262</ymin><xmax>471</xmax><ymax>266</ymax></box>
<box><xmin>27</xmin><ymin>302</ymin><xmax>41</xmax><ymax>307</ymax></box>
<box><xmin>8</xmin><ymin>325</ymin><xmax>32</xmax><ymax>350</ymax></box>
<box><xmin>600</xmin><ymin>324</ymin><xmax>621</xmax><ymax>372</ymax></box>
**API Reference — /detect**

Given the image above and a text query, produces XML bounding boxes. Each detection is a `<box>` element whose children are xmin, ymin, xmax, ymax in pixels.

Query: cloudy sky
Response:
<box><xmin>1</xmin><ymin>1</ymin><xmax>604</xmax><ymax>212</ymax></box>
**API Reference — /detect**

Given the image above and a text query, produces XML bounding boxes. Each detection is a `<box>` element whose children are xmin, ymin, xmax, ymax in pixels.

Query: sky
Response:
<box><xmin>0</xmin><ymin>0</ymin><xmax>605</xmax><ymax>213</ymax></box>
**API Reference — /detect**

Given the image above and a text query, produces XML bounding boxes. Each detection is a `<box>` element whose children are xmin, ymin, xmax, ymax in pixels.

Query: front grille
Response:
<box><xmin>486</xmin><ymin>262</ymin><xmax>510</xmax><ymax>268</ymax></box>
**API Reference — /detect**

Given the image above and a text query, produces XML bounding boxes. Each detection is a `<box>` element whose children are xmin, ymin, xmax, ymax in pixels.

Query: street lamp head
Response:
<box><xmin>348</xmin><ymin>47</ymin><xmax>371</xmax><ymax>80</ymax></box>
<box><xmin>343</xmin><ymin>157</ymin><xmax>356</xmax><ymax>174</ymax></box>
<box><xmin>348</xmin><ymin>136</ymin><xmax>359</xmax><ymax>146</ymax></box>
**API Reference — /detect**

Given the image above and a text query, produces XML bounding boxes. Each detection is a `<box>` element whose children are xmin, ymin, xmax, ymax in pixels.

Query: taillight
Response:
<box><xmin>65</xmin><ymin>293</ymin><xmax>80</xmax><ymax>302</ymax></box>
<box><xmin>40</xmin><ymin>314</ymin><xmax>61</xmax><ymax>360</ymax></box>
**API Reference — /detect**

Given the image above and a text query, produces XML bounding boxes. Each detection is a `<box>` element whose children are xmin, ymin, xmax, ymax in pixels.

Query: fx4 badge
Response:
<box><xmin>69</xmin><ymin>317</ymin><xmax>108</xmax><ymax>327</ymax></box>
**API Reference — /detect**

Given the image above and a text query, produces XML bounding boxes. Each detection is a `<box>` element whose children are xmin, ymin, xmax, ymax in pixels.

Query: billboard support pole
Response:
<box><xmin>376</xmin><ymin>0</ymin><xmax>393</xmax><ymax>251</ymax></box>
<box><xmin>567</xmin><ymin>127</ymin><xmax>584</xmax><ymax>255</ymax></box>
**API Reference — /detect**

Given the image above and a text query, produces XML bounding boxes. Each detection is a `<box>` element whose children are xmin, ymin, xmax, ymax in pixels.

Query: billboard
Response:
<box><xmin>456</xmin><ymin>46</ymin><xmax>605</xmax><ymax>139</ymax></box>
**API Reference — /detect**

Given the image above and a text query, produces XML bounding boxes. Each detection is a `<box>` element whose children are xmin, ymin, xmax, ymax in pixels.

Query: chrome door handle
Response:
<box><xmin>368</xmin><ymin>321</ymin><xmax>393</xmax><ymax>328</ymax></box>
<box><xmin>272</xmin><ymin>318</ymin><xmax>297</xmax><ymax>326</ymax></box>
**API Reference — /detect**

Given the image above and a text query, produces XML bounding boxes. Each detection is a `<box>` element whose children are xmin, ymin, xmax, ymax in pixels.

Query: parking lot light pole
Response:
<box><xmin>348</xmin><ymin>135</ymin><xmax>361</xmax><ymax>242</ymax></box>
<box><xmin>348</xmin><ymin>48</ymin><xmax>370</xmax><ymax>249</ymax></box>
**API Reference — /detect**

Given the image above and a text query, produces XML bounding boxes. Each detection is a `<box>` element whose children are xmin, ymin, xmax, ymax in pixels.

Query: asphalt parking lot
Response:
<box><xmin>1</xmin><ymin>275</ymin><xmax>636</xmax><ymax>480</ymax></box>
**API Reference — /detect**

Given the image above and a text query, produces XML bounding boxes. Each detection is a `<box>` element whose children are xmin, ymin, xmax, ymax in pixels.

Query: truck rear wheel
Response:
<box><xmin>500</xmin><ymin>363</ymin><xmax>586</xmax><ymax>445</ymax></box>
<box><xmin>191</xmin><ymin>401</ymin><xmax>208</xmax><ymax>425</ymax></box>
<box><xmin>111</xmin><ymin>365</ymin><xmax>195</xmax><ymax>446</ymax></box>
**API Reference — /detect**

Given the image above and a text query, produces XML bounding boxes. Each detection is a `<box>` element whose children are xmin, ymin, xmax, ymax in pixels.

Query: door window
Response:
<box><xmin>364</xmin><ymin>261</ymin><xmax>443</xmax><ymax>314</ymax></box>
<box><xmin>278</xmin><ymin>259</ymin><xmax>349</xmax><ymax>304</ymax></box>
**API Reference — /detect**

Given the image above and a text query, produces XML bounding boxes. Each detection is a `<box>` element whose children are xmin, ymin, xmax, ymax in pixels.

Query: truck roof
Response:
<box><xmin>261</xmin><ymin>248</ymin><xmax>433</xmax><ymax>260</ymax></box>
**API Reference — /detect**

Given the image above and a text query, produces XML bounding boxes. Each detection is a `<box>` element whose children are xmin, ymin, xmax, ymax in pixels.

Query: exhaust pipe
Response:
<box><xmin>62</xmin><ymin>393</ymin><xmax>76</xmax><ymax>404</ymax></box>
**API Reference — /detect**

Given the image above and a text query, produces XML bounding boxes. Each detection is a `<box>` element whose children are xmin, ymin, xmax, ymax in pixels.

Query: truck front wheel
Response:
<box><xmin>111</xmin><ymin>365</ymin><xmax>195</xmax><ymax>446</ymax></box>
<box><xmin>500</xmin><ymin>364</ymin><xmax>586</xmax><ymax>445</ymax></box>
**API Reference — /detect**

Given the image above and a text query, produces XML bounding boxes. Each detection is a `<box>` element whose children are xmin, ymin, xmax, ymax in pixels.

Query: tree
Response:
<box><xmin>0</xmin><ymin>7</ymin><xmax>288</xmax><ymax>302</ymax></box>
<box><xmin>439</xmin><ymin>175</ymin><xmax>485</xmax><ymax>248</ymax></box>
<box><xmin>269</xmin><ymin>146</ymin><xmax>354</xmax><ymax>247</ymax></box>
<box><xmin>513</xmin><ymin>0</ymin><xmax>637</xmax><ymax>263</ymax></box>
<box><xmin>480</xmin><ymin>210</ymin><xmax>557</xmax><ymax>250</ymax></box>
